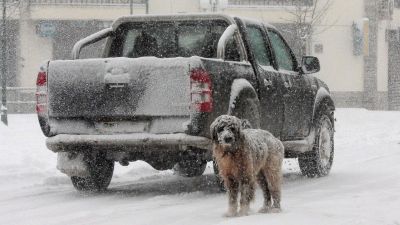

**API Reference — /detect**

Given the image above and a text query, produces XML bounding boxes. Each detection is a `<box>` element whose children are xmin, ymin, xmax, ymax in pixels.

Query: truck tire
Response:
<box><xmin>174</xmin><ymin>159</ymin><xmax>207</xmax><ymax>177</ymax></box>
<box><xmin>71</xmin><ymin>152</ymin><xmax>114</xmax><ymax>192</ymax></box>
<box><xmin>298</xmin><ymin>114</ymin><xmax>334</xmax><ymax>177</ymax></box>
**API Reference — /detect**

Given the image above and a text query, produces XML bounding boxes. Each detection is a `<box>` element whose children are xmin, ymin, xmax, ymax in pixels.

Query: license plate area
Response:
<box><xmin>94</xmin><ymin>121</ymin><xmax>150</xmax><ymax>134</ymax></box>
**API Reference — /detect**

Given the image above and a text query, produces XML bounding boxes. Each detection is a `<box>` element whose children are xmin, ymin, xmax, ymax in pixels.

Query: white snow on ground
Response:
<box><xmin>0</xmin><ymin>108</ymin><xmax>400</xmax><ymax>225</ymax></box>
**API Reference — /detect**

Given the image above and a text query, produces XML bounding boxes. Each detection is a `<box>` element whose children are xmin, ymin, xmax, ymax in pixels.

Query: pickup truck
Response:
<box><xmin>36</xmin><ymin>14</ymin><xmax>335</xmax><ymax>192</ymax></box>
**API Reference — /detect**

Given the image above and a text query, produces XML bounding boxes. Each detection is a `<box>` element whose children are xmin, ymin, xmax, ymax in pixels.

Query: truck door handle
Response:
<box><xmin>264</xmin><ymin>79</ymin><xmax>272</xmax><ymax>90</ymax></box>
<box><xmin>104</xmin><ymin>73</ymin><xmax>130</xmax><ymax>88</ymax></box>
<box><xmin>284</xmin><ymin>81</ymin><xmax>292</xmax><ymax>89</ymax></box>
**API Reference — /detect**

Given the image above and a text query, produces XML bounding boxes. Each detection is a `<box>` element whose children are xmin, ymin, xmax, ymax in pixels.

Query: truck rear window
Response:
<box><xmin>109</xmin><ymin>20</ymin><xmax>238</xmax><ymax>59</ymax></box>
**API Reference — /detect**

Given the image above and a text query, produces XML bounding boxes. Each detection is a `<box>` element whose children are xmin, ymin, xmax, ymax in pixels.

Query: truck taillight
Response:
<box><xmin>190</xmin><ymin>68</ymin><xmax>213</xmax><ymax>112</ymax></box>
<box><xmin>36</xmin><ymin>71</ymin><xmax>48</xmax><ymax>114</ymax></box>
<box><xmin>36</xmin><ymin>64</ymin><xmax>52</xmax><ymax>137</ymax></box>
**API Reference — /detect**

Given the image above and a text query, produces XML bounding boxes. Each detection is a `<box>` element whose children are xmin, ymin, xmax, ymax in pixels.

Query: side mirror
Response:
<box><xmin>301</xmin><ymin>56</ymin><xmax>320</xmax><ymax>74</ymax></box>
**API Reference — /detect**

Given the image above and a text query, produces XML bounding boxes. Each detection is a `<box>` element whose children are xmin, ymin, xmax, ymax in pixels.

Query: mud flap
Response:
<box><xmin>57</xmin><ymin>152</ymin><xmax>90</xmax><ymax>177</ymax></box>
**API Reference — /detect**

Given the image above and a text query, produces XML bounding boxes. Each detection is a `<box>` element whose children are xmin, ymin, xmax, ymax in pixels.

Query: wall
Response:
<box><xmin>392</xmin><ymin>7</ymin><xmax>400</xmax><ymax>21</ymax></box>
<box><xmin>377</xmin><ymin>20</ymin><xmax>389</xmax><ymax>93</ymax></box>
<box><xmin>18</xmin><ymin>4</ymin><xmax>146</xmax><ymax>88</ymax></box>
<box><xmin>223</xmin><ymin>6</ymin><xmax>292</xmax><ymax>23</ymax></box>
<box><xmin>149</xmin><ymin>0</ymin><xmax>200</xmax><ymax>14</ymax></box>
<box><xmin>10</xmin><ymin>0</ymin><xmax>400</xmax><ymax>111</ymax></box>
<box><xmin>312</xmin><ymin>0</ymin><xmax>365</xmax><ymax>94</ymax></box>
<box><xmin>18</xmin><ymin>18</ymin><xmax>53</xmax><ymax>87</ymax></box>
<box><xmin>28</xmin><ymin>5</ymin><xmax>144</xmax><ymax>21</ymax></box>
<box><xmin>226</xmin><ymin>0</ymin><xmax>365</xmax><ymax>94</ymax></box>
<box><xmin>386</xmin><ymin>14</ymin><xmax>400</xmax><ymax>110</ymax></box>
<box><xmin>18</xmin><ymin>0</ymin><xmax>368</xmax><ymax>91</ymax></box>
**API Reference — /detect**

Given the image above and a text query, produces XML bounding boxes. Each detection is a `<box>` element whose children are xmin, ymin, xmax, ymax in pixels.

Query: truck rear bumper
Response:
<box><xmin>46</xmin><ymin>133</ymin><xmax>212</xmax><ymax>153</ymax></box>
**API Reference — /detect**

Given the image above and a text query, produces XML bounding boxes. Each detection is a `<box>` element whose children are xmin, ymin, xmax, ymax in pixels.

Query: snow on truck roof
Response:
<box><xmin>111</xmin><ymin>13</ymin><xmax>276</xmax><ymax>30</ymax></box>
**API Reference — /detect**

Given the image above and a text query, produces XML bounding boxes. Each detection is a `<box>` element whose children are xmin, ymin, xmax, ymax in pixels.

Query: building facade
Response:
<box><xmin>2</xmin><ymin>0</ymin><xmax>400</xmax><ymax>112</ymax></box>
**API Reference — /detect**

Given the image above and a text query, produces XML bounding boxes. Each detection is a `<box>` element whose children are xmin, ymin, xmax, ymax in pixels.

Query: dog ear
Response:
<box><xmin>210</xmin><ymin>118</ymin><xmax>219</xmax><ymax>142</ymax></box>
<box><xmin>233</xmin><ymin>117</ymin><xmax>243</xmax><ymax>141</ymax></box>
<box><xmin>241</xmin><ymin>119</ymin><xmax>252</xmax><ymax>129</ymax></box>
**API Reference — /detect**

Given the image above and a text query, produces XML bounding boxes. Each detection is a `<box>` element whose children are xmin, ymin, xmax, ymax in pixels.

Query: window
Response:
<box><xmin>247</xmin><ymin>26</ymin><xmax>272</xmax><ymax>66</ymax></box>
<box><xmin>267</xmin><ymin>29</ymin><xmax>296</xmax><ymax>71</ymax></box>
<box><xmin>225</xmin><ymin>36</ymin><xmax>241</xmax><ymax>61</ymax></box>
<box><xmin>178</xmin><ymin>23</ymin><xmax>225</xmax><ymax>58</ymax></box>
<box><xmin>228</xmin><ymin>0</ymin><xmax>313</xmax><ymax>7</ymax></box>
<box><xmin>110</xmin><ymin>21</ymin><xmax>233</xmax><ymax>59</ymax></box>
<box><xmin>118</xmin><ymin>23</ymin><xmax>176</xmax><ymax>58</ymax></box>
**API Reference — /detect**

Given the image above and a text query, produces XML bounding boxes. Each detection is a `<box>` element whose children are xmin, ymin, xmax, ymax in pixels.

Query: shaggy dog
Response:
<box><xmin>210</xmin><ymin>115</ymin><xmax>284</xmax><ymax>217</ymax></box>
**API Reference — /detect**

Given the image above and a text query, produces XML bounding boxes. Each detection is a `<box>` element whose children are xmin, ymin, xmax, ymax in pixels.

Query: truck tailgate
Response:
<box><xmin>48</xmin><ymin>57</ymin><xmax>198</xmax><ymax>119</ymax></box>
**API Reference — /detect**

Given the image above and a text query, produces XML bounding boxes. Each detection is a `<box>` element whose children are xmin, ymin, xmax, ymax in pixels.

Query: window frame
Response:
<box><xmin>266</xmin><ymin>27</ymin><xmax>299</xmax><ymax>73</ymax></box>
<box><xmin>107</xmin><ymin>20</ymin><xmax>244</xmax><ymax>61</ymax></box>
<box><xmin>245</xmin><ymin>24</ymin><xmax>275</xmax><ymax>68</ymax></box>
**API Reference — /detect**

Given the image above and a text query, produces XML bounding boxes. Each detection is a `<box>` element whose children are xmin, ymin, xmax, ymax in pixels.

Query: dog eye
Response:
<box><xmin>217</xmin><ymin>127</ymin><xmax>224</xmax><ymax>133</ymax></box>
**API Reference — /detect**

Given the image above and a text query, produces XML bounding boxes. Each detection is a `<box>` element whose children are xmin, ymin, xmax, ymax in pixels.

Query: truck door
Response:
<box><xmin>243</xmin><ymin>24</ymin><xmax>284</xmax><ymax>138</ymax></box>
<box><xmin>266</xmin><ymin>28</ymin><xmax>313</xmax><ymax>140</ymax></box>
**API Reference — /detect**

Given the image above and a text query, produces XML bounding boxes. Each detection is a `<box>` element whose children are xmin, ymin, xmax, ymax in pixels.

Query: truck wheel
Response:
<box><xmin>71</xmin><ymin>153</ymin><xmax>114</xmax><ymax>192</ymax></box>
<box><xmin>298</xmin><ymin>114</ymin><xmax>334</xmax><ymax>177</ymax></box>
<box><xmin>174</xmin><ymin>159</ymin><xmax>207</xmax><ymax>177</ymax></box>
<box><xmin>213</xmin><ymin>160</ymin><xmax>226</xmax><ymax>191</ymax></box>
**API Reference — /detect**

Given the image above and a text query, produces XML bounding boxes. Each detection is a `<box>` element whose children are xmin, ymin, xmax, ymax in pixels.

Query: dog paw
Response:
<box><xmin>268</xmin><ymin>207</ymin><xmax>282</xmax><ymax>213</ymax></box>
<box><xmin>258</xmin><ymin>206</ymin><xmax>269</xmax><ymax>213</ymax></box>
<box><xmin>237</xmin><ymin>209</ymin><xmax>250</xmax><ymax>217</ymax></box>
<box><xmin>258</xmin><ymin>206</ymin><xmax>281</xmax><ymax>214</ymax></box>
<box><xmin>224</xmin><ymin>211</ymin><xmax>238</xmax><ymax>217</ymax></box>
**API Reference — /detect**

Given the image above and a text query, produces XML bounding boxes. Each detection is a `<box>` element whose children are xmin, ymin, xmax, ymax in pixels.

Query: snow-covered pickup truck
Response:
<box><xmin>36</xmin><ymin>14</ymin><xmax>335</xmax><ymax>191</ymax></box>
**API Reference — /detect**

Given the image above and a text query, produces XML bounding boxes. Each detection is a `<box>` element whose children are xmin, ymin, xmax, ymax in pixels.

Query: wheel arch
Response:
<box><xmin>227</xmin><ymin>78</ymin><xmax>259</xmax><ymax>114</ymax></box>
<box><xmin>312</xmin><ymin>87</ymin><xmax>335</xmax><ymax>126</ymax></box>
<box><xmin>227</xmin><ymin>78</ymin><xmax>261</xmax><ymax>128</ymax></box>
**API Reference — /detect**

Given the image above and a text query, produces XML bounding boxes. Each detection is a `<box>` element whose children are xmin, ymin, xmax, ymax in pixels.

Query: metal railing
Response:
<box><xmin>0</xmin><ymin>87</ymin><xmax>36</xmax><ymax>102</ymax></box>
<box><xmin>228</xmin><ymin>0</ymin><xmax>313</xmax><ymax>7</ymax></box>
<box><xmin>29</xmin><ymin>0</ymin><xmax>146</xmax><ymax>6</ymax></box>
<box><xmin>0</xmin><ymin>87</ymin><xmax>36</xmax><ymax>113</ymax></box>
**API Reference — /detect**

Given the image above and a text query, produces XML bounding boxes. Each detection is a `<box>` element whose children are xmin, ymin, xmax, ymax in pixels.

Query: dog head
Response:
<box><xmin>210</xmin><ymin>115</ymin><xmax>246</xmax><ymax>151</ymax></box>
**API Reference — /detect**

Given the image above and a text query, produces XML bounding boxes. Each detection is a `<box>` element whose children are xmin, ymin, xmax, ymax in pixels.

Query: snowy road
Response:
<box><xmin>1</xmin><ymin>109</ymin><xmax>400</xmax><ymax>225</ymax></box>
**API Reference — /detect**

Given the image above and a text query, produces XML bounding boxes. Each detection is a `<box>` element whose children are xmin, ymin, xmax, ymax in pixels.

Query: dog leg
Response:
<box><xmin>238</xmin><ymin>176</ymin><xmax>255</xmax><ymax>216</ymax></box>
<box><xmin>257</xmin><ymin>172</ymin><xmax>271</xmax><ymax>213</ymax></box>
<box><xmin>224</xmin><ymin>177</ymin><xmax>239</xmax><ymax>217</ymax></box>
<box><xmin>265</xmin><ymin>156</ymin><xmax>283</xmax><ymax>213</ymax></box>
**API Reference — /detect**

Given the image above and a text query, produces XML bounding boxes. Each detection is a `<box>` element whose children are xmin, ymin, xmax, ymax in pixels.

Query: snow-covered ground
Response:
<box><xmin>0</xmin><ymin>109</ymin><xmax>400</xmax><ymax>225</ymax></box>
